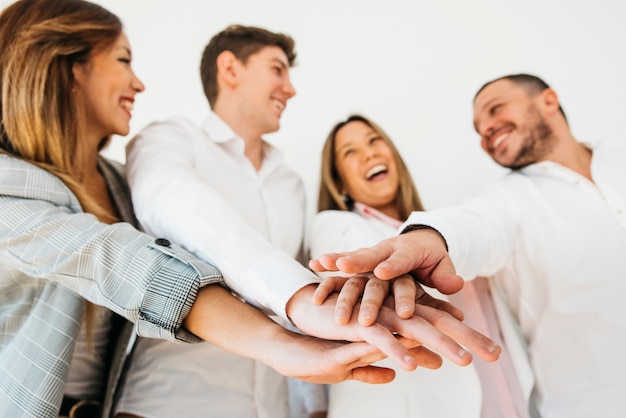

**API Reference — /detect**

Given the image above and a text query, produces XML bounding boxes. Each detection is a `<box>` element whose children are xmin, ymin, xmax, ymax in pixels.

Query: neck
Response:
<box><xmin>374</xmin><ymin>202</ymin><xmax>401</xmax><ymax>221</ymax></box>
<box><xmin>549</xmin><ymin>134</ymin><xmax>593</xmax><ymax>182</ymax></box>
<box><xmin>73</xmin><ymin>143</ymin><xmax>101</xmax><ymax>183</ymax></box>
<box><xmin>214</xmin><ymin>104</ymin><xmax>264</xmax><ymax>171</ymax></box>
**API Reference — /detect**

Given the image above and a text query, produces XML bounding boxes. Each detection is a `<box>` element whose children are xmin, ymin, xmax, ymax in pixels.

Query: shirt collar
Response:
<box><xmin>353</xmin><ymin>201</ymin><xmax>403</xmax><ymax>229</ymax></box>
<box><xmin>200</xmin><ymin>110</ymin><xmax>285</xmax><ymax>173</ymax></box>
<box><xmin>201</xmin><ymin>110</ymin><xmax>238</xmax><ymax>144</ymax></box>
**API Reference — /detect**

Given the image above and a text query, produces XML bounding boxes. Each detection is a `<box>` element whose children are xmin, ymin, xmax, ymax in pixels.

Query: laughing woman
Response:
<box><xmin>309</xmin><ymin>114</ymin><xmax>530</xmax><ymax>418</ymax></box>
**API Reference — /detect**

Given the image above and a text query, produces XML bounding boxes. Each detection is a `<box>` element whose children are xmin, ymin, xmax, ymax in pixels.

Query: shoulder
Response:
<box><xmin>592</xmin><ymin>140</ymin><xmax>626</xmax><ymax>161</ymax></box>
<box><xmin>127</xmin><ymin>116</ymin><xmax>202</xmax><ymax>158</ymax></box>
<box><xmin>143</xmin><ymin>115</ymin><xmax>197</xmax><ymax>132</ymax></box>
<box><xmin>0</xmin><ymin>154</ymin><xmax>80</xmax><ymax>210</ymax></box>
<box><xmin>131</xmin><ymin>116</ymin><xmax>200</xmax><ymax>145</ymax></box>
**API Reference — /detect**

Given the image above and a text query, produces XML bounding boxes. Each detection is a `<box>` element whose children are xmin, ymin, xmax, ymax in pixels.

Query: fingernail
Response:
<box><xmin>404</xmin><ymin>355</ymin><xmax>415</xmax><ymax>364</ymax></box>
<box><xmin>359</xmin><ymin>309</ymin><xmax>374</xmax><ymax>320</ymax></box>
<box><xmin>335</xmin><ymin>308</ymin><xmax>348</xmax><ymax>320</ymax></box>
<box><xmin>458</xmin><ymin>348</ymin><xmax>468</xmax><ymax>358</ymax></box>
<box><xmin>398</xmin><ymin>303</ymin><xmax>412</xmax><ymax>315</ymax></box>
<box><xmin>487</xmin><ymin>344</ymin><xmax>499</xmax><ymax>354</ymax></box>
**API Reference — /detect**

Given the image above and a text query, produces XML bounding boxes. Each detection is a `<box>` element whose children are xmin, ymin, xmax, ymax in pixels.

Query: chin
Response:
<box><xmin>266</xmin><ymin>122</ymin><xmax>280</xmax><ymax>134</ymax></box>
<box><xmin>115</xmin><ymin>126</ymin><xmax>131</xmax><ymax>137</ymax></box>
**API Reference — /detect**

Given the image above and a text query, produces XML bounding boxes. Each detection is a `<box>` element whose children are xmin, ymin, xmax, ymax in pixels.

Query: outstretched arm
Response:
<box><xmin>183</xmin><ymin>284</ymin><xmax>436</xmax><ymax>384</ymax></box>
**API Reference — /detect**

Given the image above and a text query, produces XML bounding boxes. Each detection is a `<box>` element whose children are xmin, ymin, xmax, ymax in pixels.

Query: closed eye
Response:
<box><xmin>369</xmin><ymin>136</ymin><xmax>383</xmax><ymax>145</ymax></box>
<box><xmin>490</xmin><ymin>104</ymin><xmax>502</xmax><ymax>115</ymax></box>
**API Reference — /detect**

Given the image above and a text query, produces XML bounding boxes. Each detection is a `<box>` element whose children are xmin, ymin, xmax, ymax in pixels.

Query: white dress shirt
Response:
<box><xmin>403</xmin><ymin>142</ymin><xmax>626</xmax><ymax>418</ymax></box>
<box><xmin>117</xmin><ymin>113</ymin><xmax>322</xmax><ymax>418</ymax></box>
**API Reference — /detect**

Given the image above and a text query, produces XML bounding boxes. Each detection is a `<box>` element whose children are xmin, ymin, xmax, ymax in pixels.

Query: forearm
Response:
<box><xmin>183</xmin><ymin>285</ymin><xmax>294</xmax><ymax>363</ymax></box>
<box><xmin>184</xmin><ymin>286</ymin><xmax>440</xmax><ymax>384</ymax></box>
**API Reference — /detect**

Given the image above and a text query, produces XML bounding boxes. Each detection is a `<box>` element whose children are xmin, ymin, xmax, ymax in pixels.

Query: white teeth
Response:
<box><xmin>366</xmin><ymin>164</ymin><xmax>387</xmax><ymax>179</ymax></box>
<box><xmin>493</xmin><ymin>133</ymin><xmax>508</xmax><ymax>149</ymax></box>
<box><xmin>121</xmin><ymin>100</ymin><xmax>133</xmax><ymax>112</ymax></box>
<box><xmin>273</xmin><ymin>100</ymin><xmax>284</xmax><ymax>111</ymax></box>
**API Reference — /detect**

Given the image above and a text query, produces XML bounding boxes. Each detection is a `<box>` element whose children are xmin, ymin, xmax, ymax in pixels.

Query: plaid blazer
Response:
<box><xmin>0</xmin><ymin>154</ymin><xmax>223</xmax><ymax>417</ymax></box>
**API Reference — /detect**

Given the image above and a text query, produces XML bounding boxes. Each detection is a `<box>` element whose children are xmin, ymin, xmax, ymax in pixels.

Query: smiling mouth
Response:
<box><xmin>366</xmin><ymin>164</ymin><xmax>388</xmax><ymax>180</ymax></box>
<box><xmin>120</xmin><ymin>98</ymin><xmax>134</xmax><ymax>113</ymax></box>
<box><xmin>273</xmin><ymin>99</ymin><xmax>285</xmax><ymax>111</ymax></box>
<box><xmin>488</xmin><ymin>126</ymin><xmax>513</xmax><ymax>151</ymax></box>
<box><xmin>492</xmin><ymin>132</ymin><xmax>509</xmax><ymax>149</ymax></box>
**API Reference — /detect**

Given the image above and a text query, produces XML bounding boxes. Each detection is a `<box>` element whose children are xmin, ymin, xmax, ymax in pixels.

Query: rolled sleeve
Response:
<box><xmin>0</xmin><ymin>185</ymin><xmax>224</xmax><ymax>344</ymax></box>
<box><xmin>136</xmin><ymin>240</ymin><xmax>223</xmax><ymax>343</ymax></box>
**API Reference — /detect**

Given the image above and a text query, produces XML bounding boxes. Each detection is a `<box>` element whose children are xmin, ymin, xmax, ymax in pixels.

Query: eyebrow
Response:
<box><xmin>335</xmin><ymin>129</ymin><xmax>377</xmax><ymax>153</ymax></box>
<box><xmin>118</xmin><ymin>45</ymin><xmax>132</xmax><ymax>57</ymax></box>
<box><xmin>335</xmin><ymin>141</ymin><xmax>354</xmax><ymax>154</ymax></box>
<box><xmin>270</xmin><ymin>57</ymin><xmax>289</xmax><ymax>69</ymax></box>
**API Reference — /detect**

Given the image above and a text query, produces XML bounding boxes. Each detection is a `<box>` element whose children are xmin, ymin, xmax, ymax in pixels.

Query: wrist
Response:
<box><xmin>286</xmin><ymin>283</ymin><xmax>317</xmax><ymax>325</ymax></box>
<box><xmin>401</xmin><ymin>224</ymin><xmax>449</xmax><ymax>251</ymax></box>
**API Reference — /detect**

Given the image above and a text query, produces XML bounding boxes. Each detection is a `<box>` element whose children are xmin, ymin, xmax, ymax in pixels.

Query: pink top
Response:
<box><xmin>449</xmin><ymin>278</ymin><xmax>530</xmax><ymax>418</ymax></box>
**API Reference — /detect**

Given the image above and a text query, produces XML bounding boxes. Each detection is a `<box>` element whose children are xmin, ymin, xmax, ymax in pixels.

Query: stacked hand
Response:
<box><xmin>290</xmin><ymin>229</ymin><xmax>501</xmax><ymax>374</ymax></box>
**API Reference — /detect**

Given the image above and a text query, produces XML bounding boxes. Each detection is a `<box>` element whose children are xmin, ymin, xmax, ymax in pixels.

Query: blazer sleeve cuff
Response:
<box><xmin>135</xmin><ymin>240</ymin><xmax>223</xmax><ymax>343</ymax></box>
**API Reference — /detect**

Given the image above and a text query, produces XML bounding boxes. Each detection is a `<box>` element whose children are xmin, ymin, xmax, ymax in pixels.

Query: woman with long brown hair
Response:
<box><xmin>0</xmin><ymin>2</ymin><xmax>427</xmax><ymax>417</ymax></box>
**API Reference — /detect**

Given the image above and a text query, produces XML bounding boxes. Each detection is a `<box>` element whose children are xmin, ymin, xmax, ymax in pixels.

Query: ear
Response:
<box><xmin>216</xmin><ymin>50</ymin><xmax>239</xmax><ymax>89</ymax></box>
<box><xmin>71</xmin><ymin>61</ymin><xmax>87</xmax><ymax>86</ymax></box>
<box><xmin>539</xmin><ymin>88</ymin><xmax>560</xmax><ymax>116</ymax></box>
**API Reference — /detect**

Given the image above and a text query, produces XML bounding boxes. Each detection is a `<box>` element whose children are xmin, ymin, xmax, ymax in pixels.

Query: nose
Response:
<box><xmin>477</xmin><ymin>118</ymin><xmax>495</xmax><ymax>152</ymax></box>
<box><xmin>132</xmin><ymin>71</ymin><xmax>145</xmax><ymax>93</ymax></box>
<box><xmin>283</xmin><ymin>74</ymin><xmax>296</xmax><ymax>98</ymax></box>
<box><xmin>476</xmin><ymin>116</ymin><xmax>495</xmax><ymax>140</ymax></box>
<box><xmin>363</xmin><ymin>144</ymin><xmax>378</xmax><ymax>160</ymax></box>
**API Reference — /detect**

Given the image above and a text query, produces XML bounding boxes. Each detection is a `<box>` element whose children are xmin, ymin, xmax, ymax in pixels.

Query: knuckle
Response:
<box><xmin>345</xmin><ymin>279</ymin><xmax>364</xmax><ymax>290</ymax></box>
<box><xmin>366</xmin><ymin>280</ymin><xmax>387</xmax><ymax>292</ymax></box>
<box><xmin>360</xmin><ymin>297</ymin><xmax>380</xmax><ymax>308</ymax></box>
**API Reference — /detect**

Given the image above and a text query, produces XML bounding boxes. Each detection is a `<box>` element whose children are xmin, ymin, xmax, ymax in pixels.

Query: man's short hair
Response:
<box><xmin>475</xmin><ymin>73</ymin><xmax>567</xmax><ymax>121</ymax></box>
<box><xmin>200</xmin><ymin>25</ymin><xmax>296</xmax><ymax>108</ymax></box>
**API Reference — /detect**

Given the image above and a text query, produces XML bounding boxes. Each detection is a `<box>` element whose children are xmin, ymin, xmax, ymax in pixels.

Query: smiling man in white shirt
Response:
<box><xmin>118</xmin><ymin>25</ymin><xmax>323</xmax><ymax>418</ymax></box>
<box><xmin>311</xmin><ymin>73</ymin><xmax>626</xmax><ymax>418</ymax></box>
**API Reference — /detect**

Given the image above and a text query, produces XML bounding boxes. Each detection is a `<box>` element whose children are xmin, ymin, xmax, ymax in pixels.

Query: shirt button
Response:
<box><xmin>155</xmin><ymin>238</ymin><xmax>171</xmax><ymax>247</ymax></box>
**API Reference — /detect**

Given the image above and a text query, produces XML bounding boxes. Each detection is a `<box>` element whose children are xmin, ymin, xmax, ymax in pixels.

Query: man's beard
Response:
<box><xmin>504</xmin><ymin>104</ymin><xmax>555</xmax><ymax>170</ymax></box>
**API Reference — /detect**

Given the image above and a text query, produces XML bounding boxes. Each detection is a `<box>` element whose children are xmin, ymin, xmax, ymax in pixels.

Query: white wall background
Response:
<box><xmin>3</xmin><ymin>0</ymin><xmax>625</xmax><ymax>219</ymax></box>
